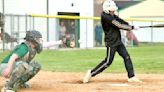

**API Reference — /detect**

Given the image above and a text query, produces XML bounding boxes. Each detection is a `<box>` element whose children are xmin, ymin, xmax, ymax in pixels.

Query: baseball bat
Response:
<box><xmin>139</xmin><ymin>24</ymin><xmax>164</xmax><ymax>28</ymax></box>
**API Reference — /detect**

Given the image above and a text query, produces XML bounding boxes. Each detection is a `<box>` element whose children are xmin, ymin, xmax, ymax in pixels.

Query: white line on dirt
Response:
<box><xmin>109</xmin><ymin>83</ymin><xmax>130</xmax><ymax>87</ymax></box>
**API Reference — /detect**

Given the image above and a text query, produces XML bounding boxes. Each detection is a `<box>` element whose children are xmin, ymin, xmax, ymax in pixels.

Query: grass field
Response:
<box><xmin>0</xmin><ymin>44</ymin><xmax>164</xmax><ymax>74</ymax></box>
<box><xmin>1</xmin><ymin>44</ymin><xmax>164</xmax><ymax>92</ymax></box>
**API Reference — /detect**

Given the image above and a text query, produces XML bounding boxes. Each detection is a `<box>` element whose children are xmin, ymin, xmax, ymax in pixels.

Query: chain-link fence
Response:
<box><xmin>1</xmin><ymin>14</ymin><xmax>164</xmax><ymax>51</ymax></box>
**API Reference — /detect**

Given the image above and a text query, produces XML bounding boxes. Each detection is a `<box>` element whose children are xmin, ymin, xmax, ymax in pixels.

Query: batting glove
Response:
<box><xmin>133</xmin><ymin>26</ymin><xmax>140</xmax><ymax>30</ymax></box>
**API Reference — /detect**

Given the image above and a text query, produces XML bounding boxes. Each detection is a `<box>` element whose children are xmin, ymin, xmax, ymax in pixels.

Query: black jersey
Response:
<box><xmin>101</xmin><ymin>12</ymin><xmax>133</xmax><ymax>47</ymax></box>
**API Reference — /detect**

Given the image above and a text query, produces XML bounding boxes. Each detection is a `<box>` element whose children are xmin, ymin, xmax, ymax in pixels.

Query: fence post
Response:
<box><xmin>151</xmin><ymin>21</ymin><xmax>153</xmax><ymax>44</ymax></box>
<box><xmin>0</xmin><ymin>12</ymin><xmax>5</xmax><ymax>51</ymax></box>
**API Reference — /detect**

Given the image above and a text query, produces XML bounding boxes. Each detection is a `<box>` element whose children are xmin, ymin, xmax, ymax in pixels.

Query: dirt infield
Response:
<box><xmin>0</xmin><ymin>71</ymin><xmax>164</xmax><ymax>92</ymax></box>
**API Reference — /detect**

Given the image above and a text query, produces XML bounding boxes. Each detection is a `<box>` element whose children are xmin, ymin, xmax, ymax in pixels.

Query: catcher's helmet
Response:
<box><xmin>24</xmin><ymin>30</ymin><xmax>43</xmax><ymax>53</ymax></box>
<box><xmin>103</xmin><ymin>0</ymin><xmax>118</xmax><ymax>14</ymax></box>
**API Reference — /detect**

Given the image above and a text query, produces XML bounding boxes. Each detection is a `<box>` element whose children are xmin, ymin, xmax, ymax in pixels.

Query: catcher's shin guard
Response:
<box><xmin>14</xmin><ymin>61</ymin><xmax>41</xmax><ymax>89</ymax></box>
<box><xmin>20</xmin><ymin>61</ymin><xmax>41</xmax><ymax>83</ymax></box>
<box><xmin>6</xmin><ymin>61</ymin><xmax>41</xmax><ymax>90</ymax></box>
<box><xmin>6</xmin><ymin>62</ymin><xmax>28</xmax><ymax>91</ymax></box>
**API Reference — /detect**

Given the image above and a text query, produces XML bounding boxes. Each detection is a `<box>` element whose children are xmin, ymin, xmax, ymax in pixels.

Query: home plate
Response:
<box><xmin>110</xmin><ymin>83</ymin><xmax>130</xmax><ymax>87</ymax></box>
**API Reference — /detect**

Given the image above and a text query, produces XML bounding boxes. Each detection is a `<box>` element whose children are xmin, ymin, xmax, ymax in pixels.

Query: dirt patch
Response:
<box><xmin>1</xmin><ymin>71</ymin><xmax>164</xmax><ymax>92</ymax></box>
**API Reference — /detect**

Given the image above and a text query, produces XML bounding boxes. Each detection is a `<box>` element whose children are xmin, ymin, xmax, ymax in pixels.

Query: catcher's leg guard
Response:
<box><xmin>20</xmin><ymin>61</ymin><xmax>41</xmax><ymax>82</ymax></box>
<box><xmin>5</xmin><ymin>61</ymin><xmax>28</xmax><ymax>91</ymax></box>
<box><xmin>14</xmin><ymin>61</ymin><xmax>41</xmax><ymax>89</ymax></box>
<box><xmin>6</xmin><ymin>61</ymin><xmax>41</xmax><ymax>91</ymax></box>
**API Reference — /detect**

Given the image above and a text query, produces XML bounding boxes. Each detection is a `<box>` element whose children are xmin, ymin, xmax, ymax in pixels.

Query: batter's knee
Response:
<box><xmin>125</xmin><ymin>55</ymin><xmax>131</xmax><ymax>61</ymax></box>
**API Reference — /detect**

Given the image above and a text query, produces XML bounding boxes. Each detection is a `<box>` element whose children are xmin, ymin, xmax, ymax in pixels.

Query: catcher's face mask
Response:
<box><xmin>33</xmin><ymin>38</ymin><xmax>43</xmax><ymax>54</ymax></box>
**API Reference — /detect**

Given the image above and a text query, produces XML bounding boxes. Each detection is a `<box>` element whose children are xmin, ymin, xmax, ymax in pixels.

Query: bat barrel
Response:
<box><xmin>139</xmin><ymin>24</ymin><xmax>164</xmax><ymax>28</ymax></box>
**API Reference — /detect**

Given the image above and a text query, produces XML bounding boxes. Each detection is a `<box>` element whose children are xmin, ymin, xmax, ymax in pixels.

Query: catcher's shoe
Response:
<box><xmin>1</xmin><ymin>87</ymin><xmax>15</xmax><ymax>92</ymax></box>
<box><xmin>19</xmin><ymin>83</ymin><xmax>30</xmax><ymax>88</ymax></box>
<box><xmin>83</xmin><ymin>70</ymin><xmax>92</xmax><ymax>83</ymax></box>
<box><xmin>128</xmin><ymin>77</ymin><xmax>142</xmax><ymax>83</ymax></box>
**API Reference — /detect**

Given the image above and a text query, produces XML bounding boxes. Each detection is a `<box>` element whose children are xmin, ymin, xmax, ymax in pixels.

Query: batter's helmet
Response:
<box><xmin>24</xmin><ymin>30</ymin><xmax>43</xmax><ymax>53</ymax></box>
<box><xmin>103</xmin><ymin>0</ymin><xmax>118</xmax><ymax>14</ymax></box>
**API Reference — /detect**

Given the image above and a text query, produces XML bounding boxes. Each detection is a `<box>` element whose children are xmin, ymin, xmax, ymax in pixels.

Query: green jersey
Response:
<box><xmin>1</xmin><ymin>43</ymin><xmax>28</xmax><ymax>63</ymax></box>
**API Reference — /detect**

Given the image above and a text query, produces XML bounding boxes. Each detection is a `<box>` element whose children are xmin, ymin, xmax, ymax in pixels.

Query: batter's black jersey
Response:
<box><xmin>101</xmin><ymin>12</ymin><xmax>133</xmax><ymax>47</ymax></box>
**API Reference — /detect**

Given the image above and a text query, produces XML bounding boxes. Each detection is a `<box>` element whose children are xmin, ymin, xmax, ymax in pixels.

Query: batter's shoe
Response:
<box><xmin>128</xmin><ymin>77</ymin><xmax>142</xmax><ymax>83</ymax></box>
<box><xmin>83</xmin><ymin>70</ymin><xmax>92</xmax><ymax>83</ymax></box>
<box><xmin>1</xmin><ymin>87</ymin><xmax>15</xmax><ymax>92</ymax></box>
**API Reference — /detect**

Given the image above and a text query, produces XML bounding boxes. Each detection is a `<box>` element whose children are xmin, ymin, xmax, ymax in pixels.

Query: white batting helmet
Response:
<box><xmin>103</xmin><ymin>0</ymin><xmax>118</xmax><ymax>14</ymax></box>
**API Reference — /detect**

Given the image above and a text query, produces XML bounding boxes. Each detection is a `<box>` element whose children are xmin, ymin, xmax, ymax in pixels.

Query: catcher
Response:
<box><xmin>83</xmin><ymin>0</ymin><xmax>142</xmax><ymax>83</ymax></box>
<box><xmin>0</xmin><ymin>30</ymin><xmax>62</xmax><ymax>92</ymax></box>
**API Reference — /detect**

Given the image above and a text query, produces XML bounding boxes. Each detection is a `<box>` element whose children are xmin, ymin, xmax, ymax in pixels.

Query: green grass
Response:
<box><xmin>1</xmin><ymin>44</ymin><xmax>164</xmax><ymax>74</ymax></box>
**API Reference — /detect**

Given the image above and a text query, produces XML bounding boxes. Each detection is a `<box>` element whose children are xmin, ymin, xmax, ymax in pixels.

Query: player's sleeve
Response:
<box><xmin>111</xmin><ymin>15</ymin><xmax>133</xmax><ymax>31</ymax></box>
<box><xmin>114</xmin><ymin>15</ymin><xmax>129</xmax><ymax>25</ymax></box>
<box><xmin>42</xmin><ymin>40</ymin><xmax>62</xmax><ymax>48</ymax></box>
<box><xmin>14</xmin><ymin>44</ymin><xmax>29</xmax><ymax>58</ymax></box>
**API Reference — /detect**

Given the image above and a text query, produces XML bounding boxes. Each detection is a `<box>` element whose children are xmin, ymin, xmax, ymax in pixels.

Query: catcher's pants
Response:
<box><xmin>0</xmin><ymin>62</ymin><xmax>18</xmax><ymax>76</ymax></box>
<box><xmin>91</xmin><ymin>43</ymin><xmax>135</xmax><ymax>78</ymax></box>
<box><xmin>1</xmin><ymin>61</ymin><xmax>41</xmax><ymax>91</ymax></box>
<box><xmin>0</xmin><ymin>63</ymin><xmax>7</xmax><ymax>76</ymax></box>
